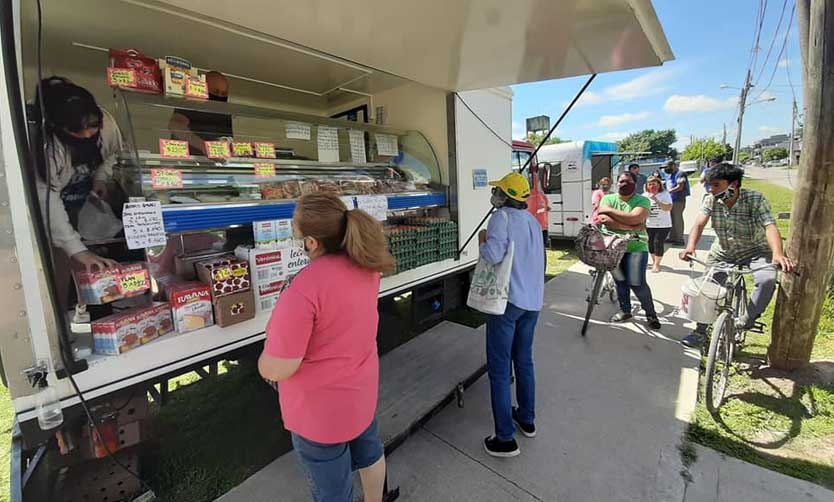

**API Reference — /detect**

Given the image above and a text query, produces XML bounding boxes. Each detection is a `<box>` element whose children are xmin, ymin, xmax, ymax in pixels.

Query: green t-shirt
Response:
<box><xmin>599</xmin><ymin>193</ymin><xmax>650</xmax><ymax>253</ymax></box>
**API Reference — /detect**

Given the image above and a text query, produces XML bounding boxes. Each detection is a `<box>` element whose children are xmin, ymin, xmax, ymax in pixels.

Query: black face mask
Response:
<box><xmin>209</xmin><ymin>93</ymin><xmax>228</xmax><ymax>102</ymax></box>
<box><xmin>618</xmin><ymin>183</ymin><xmax>636</xmax><ymax>196</ymax></box>
<box><xmin>56</xmin><ymin>129</ymin><xmax>102</xmax><ymax>167</ymax></box>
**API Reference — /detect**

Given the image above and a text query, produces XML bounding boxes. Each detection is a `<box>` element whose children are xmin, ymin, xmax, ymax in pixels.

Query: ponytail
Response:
<box><xmin>294</xmin><ymin>193</ymin><xmax>395</xmax><ymax>274</ymax></box>
<box><xmin>343</xmin><ymin>209</ymin><xmax>396</xmax><ymax>274</ymax></box>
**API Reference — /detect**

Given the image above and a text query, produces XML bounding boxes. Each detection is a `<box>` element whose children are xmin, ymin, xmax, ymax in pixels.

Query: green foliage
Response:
<box><xmin>764</xmin><ymin>147</ymin><xmax>789</xmax><ymax>161</ymax></box>
<box><xmin>681</xmin><ymin>138</ymin><xmax>731</xmax><ymax>162</ymax></box>
<box><xmin>739</xmin><ymin>151</ymin><xmax>751</xmax><ymax>163</ymax></box>
<box><xmin>525</xmin><ymin>132</ymin><xmax>568</xmax><ymax>146</ymax></box>
<box><xmin>617</xmin><ymin>129</ymin><xmax>678</xmax><ymax>158</ymax></box>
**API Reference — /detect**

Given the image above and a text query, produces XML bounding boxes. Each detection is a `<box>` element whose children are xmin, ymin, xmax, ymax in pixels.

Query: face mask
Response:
<box><xmin>647</xmin><ymin>185</ymin><xmax>660</xmax><ymax>194</ymax></box>
<box><xmin>618</xmin><ymin>183</ymin><xmax>635</xmax><ymax>196</ymax></box>
<box><xmin>714</xmin><ymin>186</ymin><xmax>736</xmax><ymax>202</ymax></box>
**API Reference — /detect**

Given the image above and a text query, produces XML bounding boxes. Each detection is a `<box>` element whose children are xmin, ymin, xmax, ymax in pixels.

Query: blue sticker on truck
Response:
<box><xmin>472</xmin><ymin>169</ymin><xmax>488</xmax><ymax>189</ymax></box>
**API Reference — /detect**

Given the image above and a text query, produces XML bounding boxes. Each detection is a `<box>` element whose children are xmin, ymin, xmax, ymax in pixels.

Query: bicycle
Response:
<box><xmin>576</xmin><ymin>225</ymin><xmax>640</xmax><ymax>336</ymax></box>
<box><xmin>684</xmin><ymin>255</ymin><xmax>776</xmax><ymax>413</ymax></box>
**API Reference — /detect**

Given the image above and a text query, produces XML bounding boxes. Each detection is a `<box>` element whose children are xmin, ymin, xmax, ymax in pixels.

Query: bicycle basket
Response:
<box><xmin>574</xmin><ymin>225</ymin><xmax>630</xmax><ymax>271</ymax></box>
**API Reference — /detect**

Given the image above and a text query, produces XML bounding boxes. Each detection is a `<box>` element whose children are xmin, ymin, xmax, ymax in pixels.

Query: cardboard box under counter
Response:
<box><xmin>213</xmin><ymin>289</ymin><xmax>256</xmax><ymax>327</ymax></box>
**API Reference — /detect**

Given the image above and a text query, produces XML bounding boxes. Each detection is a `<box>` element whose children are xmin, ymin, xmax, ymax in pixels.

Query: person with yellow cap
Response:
<box><xmin>477</xmin><ymin>172</ymin><xmax>544</xmax><ymax>458</ymax></box>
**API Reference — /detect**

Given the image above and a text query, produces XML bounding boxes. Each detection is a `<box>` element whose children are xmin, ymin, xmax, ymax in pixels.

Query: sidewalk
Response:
<box><xmin>382</xmin><ymin>201</ymin><xmax>832</xmax><ymax>502</ymax></box>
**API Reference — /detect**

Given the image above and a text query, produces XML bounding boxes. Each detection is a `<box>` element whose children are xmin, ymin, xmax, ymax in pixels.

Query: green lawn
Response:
<box><xmin>688</xmin><ymin>178</ymin><xmax>834</xmax><ymax>489</ymax></box>
<box><xmin>0</xmin><ymin>385</ymin><xmax>12</xmax><ymax>502</ymax></box>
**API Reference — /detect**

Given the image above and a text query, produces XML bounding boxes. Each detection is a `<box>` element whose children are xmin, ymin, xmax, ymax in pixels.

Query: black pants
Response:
<box><xmin>647</xmin><ymin>227</ymin><xmax>671</xmax><ymax>256</ymax></box>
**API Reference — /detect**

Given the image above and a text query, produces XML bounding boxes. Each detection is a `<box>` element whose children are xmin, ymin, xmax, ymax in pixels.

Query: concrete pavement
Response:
<box><xmin>743</xmin><ymin>165</ymin><xmax>797</xmax><ymax>190</ymax></box>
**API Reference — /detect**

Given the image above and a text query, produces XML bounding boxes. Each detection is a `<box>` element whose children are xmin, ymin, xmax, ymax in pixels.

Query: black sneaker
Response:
<box><xmin>647</xmin><ymin>315</ymin><xmax>662</xmax><ymax>331</ymax></box>
<box><xmin>512</xmin><ymin>407</ymin><xmax>537</xmax><ymax>438</ymax></box>
<box><xmin>610</xmin><ymin>311</ymin><xmax>633</xmax><ymax>323</ymax></box>
<box><xmin>681</xmin><ymin>331</ymin><xmax>706</xmax><ymax>348</ymax></box>
<box><xmin>483</xmin><ymin>436</ymin><xmax>520</xmax><ymax>458</ymax></box>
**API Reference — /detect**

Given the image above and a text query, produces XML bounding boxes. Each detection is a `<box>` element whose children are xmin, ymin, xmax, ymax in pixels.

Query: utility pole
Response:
<box><xmin>732</xmin><ymin>69</ymin><xmax>752</xmax><ymax>165</ymax></box>
<box><xmin>722</xmin><ymin>123</ymin><xmax>727</xmax><ymax>145</ymax></box>
<box><xmin>769</xmin><ymin>0</ymin><xmax>834</xmax><ymax>369</ymax></box>
<box><xmin>788</xmin><ymin>99</ymin><xmax>798</xmax><ymax>167</ymax></box>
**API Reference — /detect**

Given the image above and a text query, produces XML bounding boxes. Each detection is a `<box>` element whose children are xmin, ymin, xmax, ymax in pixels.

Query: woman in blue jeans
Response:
<box><xmin>477</xmin><ymin>173</ymin><xmax>545</xmax><ymax>458</ymax></box>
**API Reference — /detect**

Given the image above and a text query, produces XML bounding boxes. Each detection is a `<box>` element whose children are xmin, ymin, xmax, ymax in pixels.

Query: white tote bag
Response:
<box><xmin>467</xmin><ymin>211</ymin><xmax>514</xmax><ymax>315</ymax></box>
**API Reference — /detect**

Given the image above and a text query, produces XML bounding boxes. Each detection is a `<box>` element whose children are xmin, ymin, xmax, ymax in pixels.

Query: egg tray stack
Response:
<box><xmin>405</xmin><ymin>218</ymin><xmax>459</xmax><ymax>262</ymax></box>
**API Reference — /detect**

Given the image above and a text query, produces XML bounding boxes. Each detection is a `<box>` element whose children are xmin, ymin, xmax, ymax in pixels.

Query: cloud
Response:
<box><xmin>777</xmin><ymin>58</ymin><xmax>791</xmax><ymax>68</ymax></box>
<box><xmin>597</xmin><ymin>131</ymin><xmax>628</xmax><ymax>141</ymax></box>
<box><xmin>663</xmin><ymin>94</ymin><xmax>737</xmax><ymax>113</ymax></box>
<box><xmin>758</xmin><ymin>125</ymin><xmax>783</xmax><ymax>134</ymax></box>
<box><xmin>512</xmin><ymin>121</ymin><xmax>525</xmax><ymax>140</ymax></box>
<box><xmin>573</xmin><ymin>68</ymin><xmax>676</xmax><ymax>107</ymax></box>
<box><xmin>672</xmin><ymin>137</ymin><xmax>692</xmax><ymax>152</ymax></box>
<box><xmin>593</xmin><ymin>111</ymin><xmax>651</xmax><ymax>127</ymax></box>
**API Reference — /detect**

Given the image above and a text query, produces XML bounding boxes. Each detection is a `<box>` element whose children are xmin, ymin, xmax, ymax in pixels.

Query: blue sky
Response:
<box><xmin>510</xmin><ymin>0</ymin><xmax>803</xmax><ymax>152</ymax></box>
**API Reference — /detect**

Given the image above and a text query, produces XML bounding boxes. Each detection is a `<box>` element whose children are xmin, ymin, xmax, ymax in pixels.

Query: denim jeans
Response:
<box><xmin>486</xmin><ymin>302</ymin><xmax>539</xmax><ymax>441</ymax></box>
<box><xmin>291</xmin><ymin>418</ymin><xmax>384</xmax><ymax>502</ymax></box>
<box><xmin>611</xmin><ymin>252</ymin><xmax>657</xmax><ymax>317</ymax></box>
<box><xmin>695</xmin><ymin>255</ymin><xmax>777</xmax><ymax>333</ymax></box>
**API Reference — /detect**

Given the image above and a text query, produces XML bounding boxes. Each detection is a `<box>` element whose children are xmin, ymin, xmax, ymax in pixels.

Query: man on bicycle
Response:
<box><xmin>679</xmin><ymin>163</ymin><xmax>795</xmax><ymax>348</ymax></box>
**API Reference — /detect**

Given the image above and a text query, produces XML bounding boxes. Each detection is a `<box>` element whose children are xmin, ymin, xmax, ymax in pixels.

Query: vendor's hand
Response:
<box><xmin>597</xmin><ymin>214</ymin><xmax>613</xmax><ymax>224</ymax></box>
<box><xmin>478</xmin><ymin>229</ymin><xmax>487</xmax><ymax>245</ymax></box>
<box><xmin>679</xmin><ymin>248</ymin><xmax>695</xmax><ymax>261</ymax></box>
<box><xmin>92</xmin><ymin>180</ymin><xmax>108</xmax><ymax>199</ymax></box>
<box><xmin>72</xmin><ymin>250</ymin><xmax>118</xmax><ymax>272</ymax></box>
<box><xmin>773</xmin><ymin>253</ymin><xmax>796</xmax><ymax>274</ymax></box>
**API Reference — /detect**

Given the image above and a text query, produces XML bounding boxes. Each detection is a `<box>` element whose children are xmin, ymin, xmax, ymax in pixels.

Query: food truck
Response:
<box><xmin>0</xmin><ymin>1</ymin><xmax>672</xmax><ymax>500</ymax></box>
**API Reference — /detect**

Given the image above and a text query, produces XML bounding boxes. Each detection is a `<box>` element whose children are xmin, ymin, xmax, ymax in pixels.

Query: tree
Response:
<box><xmin>680</xmin><ymin>138</ymin><xmax>730</xmax><ymax>162</ymax></box>
<box><xmin>763</xmin><ymin>147</ymin><xmax>789</xmax><ymax>161</ymax></box>
<box><xmin>617</xmin><ymin>129</ymin><xmax>678</xmax><ymax>158</ymax></box>
<box><xmin>739</xmin><ymin>151</ymin><xmax>751</xmax><ymax>163</ymax></box>
<box><xmin>524</xmin><ymin>132</ymin><xmax>568</xmax><ymax>145</ymax></box>
<box><xmin>769</xmin><ymin>0</ymin><xmax>834</xmax><ymax>369</ymax></box>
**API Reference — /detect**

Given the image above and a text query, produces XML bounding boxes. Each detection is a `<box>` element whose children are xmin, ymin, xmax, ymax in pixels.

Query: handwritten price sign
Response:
<box><xmin>118</xmin><ymin>271</ymin><xmax>150</xmax><ymax>295</ymax></box>
<box><xmin>150</xmin><ymin>168</ymin><xmax>184</xmax><ymax>189</ymax></box>
<box><xmin>254</xmin><ymin>142</ymin><xmax>276</xmax><ymax>159</ymax></box>
<box><xmin>204</xmin><ymin>141</ymin><xmax>231</xmax><ymax>159</ymax></box>
<box><xmin>184</xmin><ymin>77</ymin><xmax>209</xmax><ymax>99</ymax></box>
<box><xmin>159</xmin><ymin>139</ymin><xmax>190</xmax><ymax>159</ymax></box>
<box><xmin>107</xmin><ymin>68</ymin><xmax>137</xmax><ymax>88</ymax></box>
<box><xmin>232</xmin><ymin>142</ymin><xmax>253</xmax><ymax>157</ymax></box>
<box><xmin>254</xmin><ymin>163</ymin><xmax>276</xmax><ymax>178</ymax></box>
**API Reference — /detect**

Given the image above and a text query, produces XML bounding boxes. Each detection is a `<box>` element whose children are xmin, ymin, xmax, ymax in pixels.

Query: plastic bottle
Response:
<box><xmin>36</xmin><ymin>378</ymin><xmax>64</xmax><ymax>430</ymax></box>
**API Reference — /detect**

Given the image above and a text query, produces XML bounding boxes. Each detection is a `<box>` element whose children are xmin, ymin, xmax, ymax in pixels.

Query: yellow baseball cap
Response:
<box><xmin>489</xmin><ymin>172</ymin><xmax>531</xmax><ymax>202</ymax></box>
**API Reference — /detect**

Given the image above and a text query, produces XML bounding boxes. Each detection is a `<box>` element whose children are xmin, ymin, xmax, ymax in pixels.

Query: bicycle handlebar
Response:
<box><xmin>683</xmin><ymin>254</ymin><xmax>780</xmax><ymax>275</ymax></box>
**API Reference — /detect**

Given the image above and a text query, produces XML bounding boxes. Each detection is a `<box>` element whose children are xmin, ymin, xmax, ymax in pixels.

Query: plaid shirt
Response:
<box><xmin>701</xmin><ymin>189</ymin><xmax>776</xmax><ymax>262</ymax></box>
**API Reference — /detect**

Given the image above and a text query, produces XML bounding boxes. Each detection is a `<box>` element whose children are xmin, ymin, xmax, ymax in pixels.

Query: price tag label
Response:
<box><xmin>159</xmin><ymin>139</ymin><xmax>190</xmax><ymax>159</ymax></box>
<box><xmin>254</xmin><ymin>163</ymin><xmax>276</xmax><ymax>178</ymax></box>
<box><xmin>122</xmin><ymin>201</ymin><xmax>167</xmax><ymax>250</ymax></box>
<box><xmin>150</xmin><ymin>168</ymin><xmax>184</xmax><ymax>189</ymax></box>
<box><xmin>107</xmin><ymin>68</ymin><xmax>137</xmax><ymax>88</ymax></box>
<box><xmin>184</xmin><ymin>77</ymin><xmax>209</xmax><ymax>99</ymax></box>
<box><xmin>232</xmin><ymin>267</ymin><xmax>248</xmax><ymax>278</ymax></box>
<box><xmin>232</xmin><ymin>142</ymin><xmax>253</xmax><ymax>157</ymax></box>
<box><xmin>204</xmin><ymin>141</ymin><xmax>231</xmax><ymax>159</ymax></box>
<box><xmin>254</xmin><ymin>142</ymin><xmax>276</xmax><ymax>159</ymax></box>
<box><xmin>118</xmin><ymin>271</ymin><xmax>149</xmax><ymax>295</ymax></box>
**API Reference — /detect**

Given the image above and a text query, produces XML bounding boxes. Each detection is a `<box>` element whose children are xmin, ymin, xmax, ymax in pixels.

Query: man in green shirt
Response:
<box><xmin>597</xmin><ymin>172</ymin><xmax>662</xmax><ymax>330</ymax></box>
<box><xmin>679</xmin><ymin>163</ymin><xmax>796</xmax><ymax>348</ymax></box>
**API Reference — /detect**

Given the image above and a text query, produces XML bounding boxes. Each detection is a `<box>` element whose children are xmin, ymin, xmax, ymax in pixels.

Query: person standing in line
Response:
<box><xmin>664</xmin><ymin>160</ymin><xmax>690</xmax><ymax>245</ymax></box>
<box><xmin>629</xmin><ymin>163</ymin><xmax>648</xmax><ymax>193</ymax></box>
<box><xmin>259</xmin><ymin>193</ymin><xmax>395</xmax><ymax>502</ymax></box>
<box><xmin>596</xmin><ymin>172</ymin><xmax>662</xmax><ymax>330</ymax></box>
<box><xmin>699</xmin><ymin>156</ymin><xmax>721</xmax><ymax>196</ymax></box>
<box><xmin>644</xmin><ymin>176</ymin><xmax>673</xmax><ymax>273</ymax></box>
<box><xmin>477</xmin><ymin>172</ymin><xmax>545</xmax><ymax>458</ymax></box>
<box><xmin>591</xmin><ymin>177</ymin><xmax>611</xmax><ymax>223</ymax></box>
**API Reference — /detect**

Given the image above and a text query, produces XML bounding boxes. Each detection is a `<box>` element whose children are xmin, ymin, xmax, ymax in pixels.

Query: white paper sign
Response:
<box><xmin>286</xmin><ymin>121</ymin><xmax>311</xmax><ymax>140</ymax></box>
<box><xmin>356</xmin><ymin>195</ymin><xmax>388</xmax><ymax>221</ymax></box>
<box><xmin>122</xmin><ymin>201</ymin><xmax>167</xmax><ymax>250</ymax></box>
<box><xmin>317</xmin><ymin>126</ymin><xmax>340</xmax><ymax>162</ymax></box>
<box><xmin>341</xmin><ymin>196</ymin><xmax>357</xmax><ymax>210</ymax></box>
<box><xmin>349</xmin><ymin>130</ymin><xmax>366</xmax><ymax>163</ymax></box>
<box><xmin>375</xmin><ymin>134</ymin><xmax>399</xmax><ymax>156</ymax></box>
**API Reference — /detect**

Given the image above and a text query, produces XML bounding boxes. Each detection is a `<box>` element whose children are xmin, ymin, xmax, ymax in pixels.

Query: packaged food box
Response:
<box><xmin>196</xmin><ymin>256</ymin><xmax>251</xmax><ymax>298</ymax></box>
<box><xmin>74</xmin><ymin>263</ymin><xmax>150</xmax><ymax>305</ymax></box>
<box><xmin>108</xmin><ymin>49</ymin><xmax>162</xmax><ymax>94</ymax></box>
<box><xmin>213</xmin><ymin>289</ymin><xmax>256</xmax><ymax>327</ymax></box>
<box><xmin>168</xmin><ymin>282</ymin><xmax>214</xmax><ymax>333</ymax></box>
<box><xmin>235</xmin><ymin>246</ymin><xmax>286</xmax><ymax>285</ymax></box>
<box><xmin>92</xmin><ymin>311</ymin><xmax>141</xmax><ymax>355</ymax></box>
<box><xmin>138</xmin><ymin>302</ymin><xmax>174</xmax><ymax>344</ymax></box>
<box><xmin>252</xmin><ymin>219</ymin><xmax>294</xmax><ymax>250</ymax></box>
<box><xmin>159</xmin><ymin>56</ymin><xmax>199</xmax><ymax>97</ymax></box>
<box><xmin>175</xmin><ymin>251</ymin><xmax>228</xmax><ymax>281</ymax></box>
<box><xmin>284</xmin><ymin>245</ymin><xmax>311</xmax><ymax>276</ymax></box>
<box><xmin>254</xmin><ymin>279</ymin><xmax>284</xmax><ymax>313</ymax></box>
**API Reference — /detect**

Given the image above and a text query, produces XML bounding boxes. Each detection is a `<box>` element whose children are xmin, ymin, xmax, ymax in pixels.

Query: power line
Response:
<box><xmin>754</xmin><ymin>4</ymin><xmax>795</xmax><ymax>100</ymax></box>
<box><xmin>753</xmin><ymin>0</ymin><xmax>789</xmax><ymax>87</ymax></box>
<box><xmin>749</xmin><ymin>0</ymin><xmax>768</xmax><ymax>77</ymax></box>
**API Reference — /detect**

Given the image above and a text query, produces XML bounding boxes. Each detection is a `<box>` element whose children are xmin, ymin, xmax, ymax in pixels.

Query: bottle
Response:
<box><xmin>36</xmin><ymin>378</ymin><xmax>64</xmax><ymax>430</ymax></box>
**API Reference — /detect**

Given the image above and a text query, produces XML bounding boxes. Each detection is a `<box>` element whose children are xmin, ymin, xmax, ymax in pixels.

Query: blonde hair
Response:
<box><xmin>646</xmin><ymin>176</ymin><xmax>665</xmax><ymax>192</ymax></box>
<box><xmin>294</xmin><ymin>193</ymin><xmax>395</xmax><ymax>274</ymax></box>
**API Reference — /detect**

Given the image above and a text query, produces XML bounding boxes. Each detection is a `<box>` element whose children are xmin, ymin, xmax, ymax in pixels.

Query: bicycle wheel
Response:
<box><xmin>733</xmin><ymin>281</ymin><xmax>748</xmax><ymax>345</ymax></box>
<box><xmin>704</xmin><ymin>312</ymin><xmax>733</xmax><ymax>413</ymax></box>
<box><xmin>582</xmin><ymin>269</ymin><xmax>606</xmax><ymax>336</ymax></box>
<box><xmin>605</xmin><ymin>273</ymin><xmax>617</xmax><ymax>303</ymax></box>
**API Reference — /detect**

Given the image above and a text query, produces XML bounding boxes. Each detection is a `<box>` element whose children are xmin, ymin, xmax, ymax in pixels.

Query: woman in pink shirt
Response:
<box><xmin>591</xmin><ymin>177</ymin><xmax>611</xmax><ymax>224</ymax></box>
<box><xmin>259</xmin><ymin>193</ymin><xmax>395</xmax><ymax>502</ymax></box>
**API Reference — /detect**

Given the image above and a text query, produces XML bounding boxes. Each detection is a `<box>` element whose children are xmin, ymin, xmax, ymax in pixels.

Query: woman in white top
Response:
<box><xmin>644</xmin><ymin>176</ymin><xmax>673</xmax><ymax>273</ymax></box>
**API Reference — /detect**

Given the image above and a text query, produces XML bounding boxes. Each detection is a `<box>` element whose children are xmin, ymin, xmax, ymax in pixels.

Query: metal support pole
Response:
<box><xmin>733</xmin><ymin>69</ymin><xmax>752</xmax><ymax>165</ymax></box>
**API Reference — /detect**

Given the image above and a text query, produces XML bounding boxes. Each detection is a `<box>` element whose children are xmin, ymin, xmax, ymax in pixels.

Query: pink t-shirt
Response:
<box><xmin>264</xmin><ymin>254</ymin><xmax>380</xmax><ymax>444</ymax></box>
<box><xmin>591</xmin><ymin>189</ymin><xmax>606</xmax><ymax>224</ymax></box>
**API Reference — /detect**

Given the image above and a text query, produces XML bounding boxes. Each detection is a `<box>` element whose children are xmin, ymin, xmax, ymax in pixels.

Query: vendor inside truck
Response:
<box><xmin>31</xmin><ymin>76</ymin><xmax>124</xmax><ymax>308</ymax></box>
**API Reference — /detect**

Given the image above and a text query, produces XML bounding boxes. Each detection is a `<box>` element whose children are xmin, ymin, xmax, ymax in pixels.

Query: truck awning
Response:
<box><xmin>138</xmin><ymin>0</ymin><xmax>673</xmax><ymax>91</ymax></box>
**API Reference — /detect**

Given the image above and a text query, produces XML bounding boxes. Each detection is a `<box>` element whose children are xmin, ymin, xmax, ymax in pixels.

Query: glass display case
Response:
<box><xmin>109</xmin><ymin>90</ymin><xmax>446</xmax><ymax>233</ymax></box>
